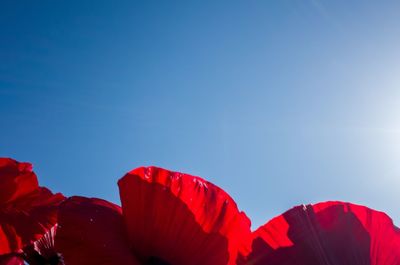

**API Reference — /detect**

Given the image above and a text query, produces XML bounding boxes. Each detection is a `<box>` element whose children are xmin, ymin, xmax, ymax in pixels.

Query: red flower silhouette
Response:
<box><xmin>0</xmin><ymin>158</ymin><xmax>65</xmax><ymax>264</ymax></box>
<box><xmin>239</xmin><ymin>201</ymin><xmax>400</xmax><ymax>265</ymax></box>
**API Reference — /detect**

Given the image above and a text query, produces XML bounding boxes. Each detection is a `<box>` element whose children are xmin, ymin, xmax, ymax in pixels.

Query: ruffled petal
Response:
<box><xmin>0</xmin><ymin>158</ymin><xmax>65</xmax><ymax>255</ymax></box>
<box><xmin>118</xmin><ymin>166</ymin><xmax>251</xmax><ymax>265</ymax></box>
<box><xmin>241</xmin><ymin>201</ymin><xmax>400</xmax><ymax>265</ymax></box>
<box><xmin>55</xmin><ymin>196</ymin><xmax>140</xmax><ymax>265</ymax></box>
<box><xmin>0</xmin><ymin>158</ymin><xmax>37</xmax><ymax>205</ymax></box>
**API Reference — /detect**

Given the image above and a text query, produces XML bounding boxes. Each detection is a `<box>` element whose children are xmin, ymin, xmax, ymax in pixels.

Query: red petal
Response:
<box><xmin>0</xmin><ymin>158</ymin><xmax>65</xmax><ymax>255</ymax></box>
<box><xmin>0</xmin><ymin>255</ymin><xmax>23</xmax><ymax>265</ymax></box>
<box><xmin>118</xmin><ymin>167</ymin><xmax>251</xmax><ymax>265</ymax></box>
<box><xmin>241</xmin><ymin>201</ymin><xmax>400</xmax><ymax>265</ymax></box>
<box><xmin>0</xmin><ymin>158</ymin><xmax>37</xmax><ymax>205</ymax></box>
<box><xmin>55</xmin><ymin>196</ymin><xmax>140</xmax><ymax>265</ymax></box>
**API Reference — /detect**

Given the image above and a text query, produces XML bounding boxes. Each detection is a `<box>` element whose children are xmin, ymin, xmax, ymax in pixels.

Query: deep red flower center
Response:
<box><xmin>23</xmin><ymin>245</ymin><xmax>63</xmax><ymax>265</ymax></box>
<box><xmin>146</xmin><ymin>256</ymin><xmax>171</xmax><ymax>265</ymax></box>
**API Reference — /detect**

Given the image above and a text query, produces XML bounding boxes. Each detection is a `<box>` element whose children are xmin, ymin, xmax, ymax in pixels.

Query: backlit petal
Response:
<box><xmin>118</xmin><ymin>166</ymin><xmax>251</xmax><ymax>265</ymax></box>
<box><xmin>241</xmin><ymin>201</ymin><xmax>400</xmax><ymax>265</ymax></box>
<box><xmin>55</xmin><ymin>196</ymin><xmax>140</xmax><ymax>265</ymax></box>
<box><xmin>0</xmin><ymin>158</ymin><xmax>65</xmax><ymax>255</ymax></box>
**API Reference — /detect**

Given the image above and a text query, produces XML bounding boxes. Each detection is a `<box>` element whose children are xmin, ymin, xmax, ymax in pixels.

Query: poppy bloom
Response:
<box><xmin>55</xmin><ymin>166</ymin><xmax>400</xmax><ymax>265</ymax></box>
<box><xmin>55</xmin><ymin>166</ymin><xmax>252</xmax><ymax>265</ymax></box>
<box><xmin>3</xmin><ymin>159</ymin><xmax>399</xmax><ymax>265</ymax></box>
<box><xmin>239</xmin><ymin>201</ymin><xmax>400</xmax><ymax>265</ymax></box>
<box><xmin>0</xmin><ymin>158</ymin><xmax>65</xmax><ymax>264</ymax></box>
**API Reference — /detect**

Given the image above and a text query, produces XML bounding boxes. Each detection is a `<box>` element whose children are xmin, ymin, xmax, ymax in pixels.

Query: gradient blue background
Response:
<box><xmin>1</xmin><ymin>1</ymin><xmax>399</xmax><ymax>228</ymax></box>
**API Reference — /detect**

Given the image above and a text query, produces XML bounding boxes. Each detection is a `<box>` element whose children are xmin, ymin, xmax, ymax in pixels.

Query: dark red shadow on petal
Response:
<box><xmin>0</xmin><ymin>158</ymin><xmax>37</xmax><ymax>205</ymax></box>
<box><xmin>245</xmin><ymin>205</ymin><xmax>370</xmax><ymax>264</ymax></box>
<box><xmin>0</xmin><ymin>158</ymin><xmax>65</xmax><ymax>255</ymax></box>
<box><xmin>55</xmin><ymin>196</ymin><xmax>140</xmax><ymax>265</ymax></box>
<box><xmin>1</xmin><ymin>188</ymin><xmax>64</xmax><ymax>246</ymax></box>
<box><xmin>240</xmin><ymin>202</ymin><xmax>400</xmax><ymax>265</ymax></box>
<box><xmin>0</xmin><ymin>254</ymin><xmax>24</xmax><ymax>265</ymax></box>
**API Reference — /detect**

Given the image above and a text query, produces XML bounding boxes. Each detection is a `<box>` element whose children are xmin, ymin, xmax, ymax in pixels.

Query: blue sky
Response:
<box><xmin>1</xmin><ymin>1</ymin><xmax>400</xmax><ymax>228</ymax></box>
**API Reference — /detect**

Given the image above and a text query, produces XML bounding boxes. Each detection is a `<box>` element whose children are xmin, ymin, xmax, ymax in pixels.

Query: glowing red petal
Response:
<box><xmin>55</xmin><ymin>196</ymin><xmax>140</xmax><ymax>265</ymax></box>
<box><xmin>118</xmin><ymin>166</ymin><xmax>252</xmax><ymax>265</ymax></box>
<box><xmin>0</xmin><ymin>158</ymin><xmax>65</xmax><ymax>255</ymax></box>
<box><xmin>241</xmin><ymin>201</ymin><xmax>400</xmax><ymax>265</ymax></box>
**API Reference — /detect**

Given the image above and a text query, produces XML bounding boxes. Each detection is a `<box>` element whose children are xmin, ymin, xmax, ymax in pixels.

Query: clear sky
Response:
<box><xmin>1</xmin><ymin>1</ymin><xmax>399</xmax><ymax>228</ymax></box>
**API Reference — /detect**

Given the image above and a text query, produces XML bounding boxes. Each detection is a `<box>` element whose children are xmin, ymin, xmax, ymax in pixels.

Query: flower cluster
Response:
<box><xmin>0</xmin><ymin>157</ymin><xmax>399</xmax><ymax>265</ymax></box>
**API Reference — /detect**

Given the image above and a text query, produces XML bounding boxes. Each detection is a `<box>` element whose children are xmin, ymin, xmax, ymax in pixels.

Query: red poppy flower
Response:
<box><xmin>55</xmin><ymin>166</ymin><xmax>252</xmax><ymax>265</ymax></box>
<box><xmin>239</xmin><ymin>201</ymin><xmax>400</xmax><ymax>265</ymax></box>
<box><xmin>0</xmin><ymin>158</ymin><xmax>65</xmax><ymax>263</ymax></box>
<box><xmin>4</xmin><ymin>158</ymin><xmax>398</xmax><ymax>265</ymax></box>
